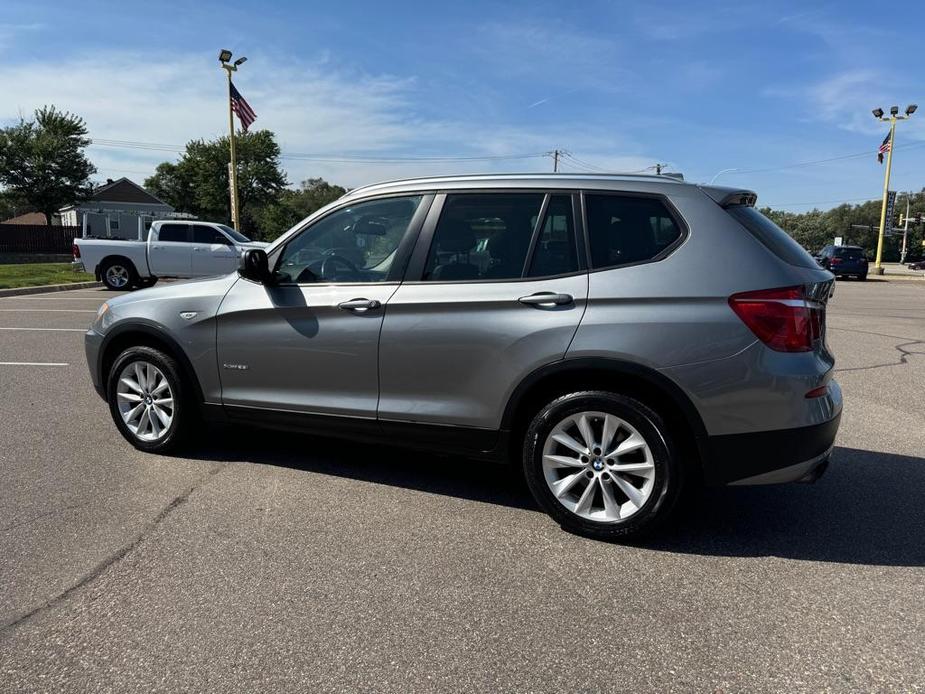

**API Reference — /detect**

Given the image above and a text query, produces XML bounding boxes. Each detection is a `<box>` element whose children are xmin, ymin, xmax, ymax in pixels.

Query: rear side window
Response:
<box><xmin>158</xmin><ymin>224</ymin><xmax>189</xmax><ymax>242</ymax></box>
<box><xmin>726</xmin><ymin>206</ymin><xmax>818</xmax><ymax>269</ymax></box>
<box><xmin>585</xmin><ymin>194</ymin><xmax>683</xmax><ymax>269</ymax></box>
<box><xmin>423</xmin><ymin>193</ymin><xmax>543</xmax><ymax>281</ymax></box>
<box><xmin>527</xmin><ymin>195</ymin><xmax>579</xmax><ymax>277</ymax></box>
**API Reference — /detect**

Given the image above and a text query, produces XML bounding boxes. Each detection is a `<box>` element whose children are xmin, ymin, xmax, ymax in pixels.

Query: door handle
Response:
<box><xmin>518</xmin><ymin>292</ymin><xmax>573</xmax><ymax>307</ymax></box>
<box><xmin>337</xmin><ymin>298</ymin><xmax>382</xmax><ymax>312</ymax></box>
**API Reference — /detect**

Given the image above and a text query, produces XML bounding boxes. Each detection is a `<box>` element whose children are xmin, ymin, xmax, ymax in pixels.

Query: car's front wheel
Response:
<box><xmin>107</xmin><ymin>346</ymin><xmax>191</xmax><ymax>452</ymax></box>
<box><xmin>523</xmin><ymin>391</ymin><xmax>683</xmax><ymax>541</ymax></box>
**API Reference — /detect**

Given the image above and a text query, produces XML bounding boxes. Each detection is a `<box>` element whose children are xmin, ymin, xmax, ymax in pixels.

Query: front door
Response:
<box><xmin>192</xmin><ymin>225</ymin><xmax>238</xmax><ymax>276</ymax></box>
<box><xmin>378</xmin><ymin>192</ymin><xmax>589</xmax><ymax>434</ymax></box>
<box><xmin>216</xmin><ymin>193</ymin><xmax>431</xmax><ymax>419</ymax></box>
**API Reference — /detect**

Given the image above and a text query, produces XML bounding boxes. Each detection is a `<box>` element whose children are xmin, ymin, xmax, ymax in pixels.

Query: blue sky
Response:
<box><xmin>1</xmin><ymin>0</ymin><xmax>923</xmax><ymax>210</ymax></box>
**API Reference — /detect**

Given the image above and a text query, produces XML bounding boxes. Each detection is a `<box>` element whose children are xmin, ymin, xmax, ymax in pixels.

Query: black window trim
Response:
<box><xmin>580</xmin><ymin>190</ymin><xmax>690</xmax><ymax>274</ymax></box>
<box><xmin>402</xmin><ymin>188</ymin><xmax>588</xmax><ymax>285</ymax></box>
<box><xmin>269</xmin><ymin>192</ymin><xmax>435</xmax><ymax>287</ymax></box>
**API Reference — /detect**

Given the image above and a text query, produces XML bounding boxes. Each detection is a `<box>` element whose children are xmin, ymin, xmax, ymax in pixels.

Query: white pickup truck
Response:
<box><xmin>73</xmin><ymin>220</ymin><xmax>269</xmax><ymax>290</ymax></box>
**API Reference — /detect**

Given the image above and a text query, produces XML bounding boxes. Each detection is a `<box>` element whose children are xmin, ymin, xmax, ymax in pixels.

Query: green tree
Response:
<box><xmin>145</xmin><ymin>129</ymin><xmax>287</xmax><ymax>236</ymax></box>
<box><xmin>0</xmin><ymin>106</ymin><xmax>96</xmax><ymax>224</ymax></box>
<box><xmin>255</xmin><ymin>178</ymin><xmax>348</xmax><ymax>240</ymax></box>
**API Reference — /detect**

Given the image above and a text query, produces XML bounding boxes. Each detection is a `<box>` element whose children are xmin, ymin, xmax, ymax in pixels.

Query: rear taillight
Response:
<box><xmin>728</xmin><ymin>286</ymin><xmax>824</xmax><ymax>353</ymax></box>
<box><xmin>72</xmin><ymin>242</ymin><xmax>80</xmax><ymax>259</ymax></box>
<box><xmin>830</xmin><ymin>257</ymin><xmax>842</xmax><ymax>265</ymax></box>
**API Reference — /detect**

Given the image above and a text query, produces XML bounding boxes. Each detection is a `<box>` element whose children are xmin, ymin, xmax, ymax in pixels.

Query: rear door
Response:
<box><xmin>192</xmin><ymin>225</ymin><xmax>238</xmax><ymax>276</ymax></box>
<box><xmin>377</xmin><ymin>191</ymin><xmax>589</xmax><ymax>436</ymax></box>
<box><xmin>148</xmin><ymin>223</ymin><xmax>192</xmax><ymax>276</ymax></box>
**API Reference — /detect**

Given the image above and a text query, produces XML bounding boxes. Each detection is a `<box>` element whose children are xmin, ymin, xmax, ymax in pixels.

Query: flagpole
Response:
<box><xmin>873</xmin><ymin>116</ymin><xmax>896</xmax><ymax>274</ymax></box>
<box><xmin>219</xmin><ymin>49</ymin><xmax>245</xmax><ymax>230</ymax></box>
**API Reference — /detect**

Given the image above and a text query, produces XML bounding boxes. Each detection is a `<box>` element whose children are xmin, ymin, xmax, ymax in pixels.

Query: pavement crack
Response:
<box><xmin>834</xmin><ymin>339</ymin><xmax>924</xmax><ymax>373</ymax></box>
<box><xmin>0</xmin><ymin>463</ymin><xmax>228</xmax><ymax>636</ymax></box>
<box><xmin>0</xmin><ymin>504</ymin><xmax>85</xmax><ymax>533</ymax></box>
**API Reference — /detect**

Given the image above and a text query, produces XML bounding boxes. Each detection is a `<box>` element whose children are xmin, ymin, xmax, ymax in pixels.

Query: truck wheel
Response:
<box><xmin>522</xmin><ymin>391</ymin><xmax>683</xmax><ymax>541</ymax></box>
<box><xmin>107</xmin><ymin>345</ymin><xmax>192</xmax><ymax>452</ymax></box>
<box><xmin>101</xmin><ymin>259</ymin><xmax>137</xmax><ymax>290</ymax></box>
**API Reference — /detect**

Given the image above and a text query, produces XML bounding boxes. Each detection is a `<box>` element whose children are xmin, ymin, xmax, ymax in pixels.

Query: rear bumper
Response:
<box><xmin>702</xmin><ymin>412</ymin><xmax>841</xmax><ymax>485</ymax></box>
<box><xmin>831</xmin><ymin>265</ymin><xmax>867</xmax><ymax>276</ymax></box>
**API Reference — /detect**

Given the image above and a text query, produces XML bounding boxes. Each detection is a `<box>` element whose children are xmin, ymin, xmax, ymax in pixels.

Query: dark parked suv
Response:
<box><xmin>815</xmin><ymin>245</ymin><xmax>869</xmax><ymax>280</ymax></box>
<box><xmin>85</xmin><ymin>174</ymin><xmax>841</xmax><ymax>540</ymax></box>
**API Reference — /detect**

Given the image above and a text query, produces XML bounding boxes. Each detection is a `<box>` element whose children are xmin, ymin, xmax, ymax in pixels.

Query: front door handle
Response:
<box><xmin>337</xmin><ymin>298</ymin><xmax>382</xmax><ymax>312</ymax></box>
<box><xmin>518</xmin><ymin>292</ymin><xmax>573</xmax><ymax>307</ymax></box>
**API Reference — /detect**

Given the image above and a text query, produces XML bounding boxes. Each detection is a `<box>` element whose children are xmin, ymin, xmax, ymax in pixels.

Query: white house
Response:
<box><xmin>59</xmin><ymin>177</ymin><xmax>181</xmax><ymax>238</ymax></box>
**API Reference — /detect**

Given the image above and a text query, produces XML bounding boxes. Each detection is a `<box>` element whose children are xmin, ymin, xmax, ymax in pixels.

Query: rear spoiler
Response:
<box><xmin>699</xmin><ymin>186</ymin><xmax>758</xmax><ymax>208</ymax></box>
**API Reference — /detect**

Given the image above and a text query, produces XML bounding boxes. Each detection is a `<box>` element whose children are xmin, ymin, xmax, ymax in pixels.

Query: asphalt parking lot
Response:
<box><xmin>1</xmin><ymin>280</ymin><xmax>923</xmax><ymax>692</ymax></box>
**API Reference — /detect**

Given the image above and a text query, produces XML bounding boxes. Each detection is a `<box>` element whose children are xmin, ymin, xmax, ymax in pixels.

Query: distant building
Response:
<box><xmin>59</xmin><ymin>177</ymin><xmax>179</xmax><ymax>238</ymax></box>
<box><xmin>0</xmin><ymin>212</ymin><xmax>49</xmax><ymax>225</ymax></box>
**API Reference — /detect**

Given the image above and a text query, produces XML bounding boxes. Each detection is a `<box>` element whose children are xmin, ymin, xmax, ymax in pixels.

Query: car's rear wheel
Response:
<box><xmin>523</xmin><ymin>391</ymin><xmax>682</xmax><ymax>541</ymax></box>
<box><xmin>107</xmin><ymin>346</ymin><xmax>191</xmax><ymax>452</ymax></box>
<box><xmin>101</xmin><ymin>259</ymin><xmax>137</xmax><ymax>291</ymax></box>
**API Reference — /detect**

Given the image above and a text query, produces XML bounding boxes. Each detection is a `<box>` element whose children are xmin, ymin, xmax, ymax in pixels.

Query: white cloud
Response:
<box><xmin>0</xmin><ymin>50</ymin><xmax>661</xmax><ymax>188</ymax></box>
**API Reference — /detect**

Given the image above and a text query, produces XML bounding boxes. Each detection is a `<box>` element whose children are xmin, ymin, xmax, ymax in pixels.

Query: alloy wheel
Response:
<box><xmin>541</xmin><ymin>411</ymin><xmax>656</xmax><ymax>523</ymax></box>
<box><xmin>105</xmin><ymin>265</ymin><xmax>130</xmax><ymax>288</ymax></box>
<box><xmin>116</xmin><ymin>361</ymin><xmax>175</xmax><ymax>442</ymax></box>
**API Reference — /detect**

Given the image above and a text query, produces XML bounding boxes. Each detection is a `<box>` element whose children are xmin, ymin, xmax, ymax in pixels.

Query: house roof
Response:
<box><xmin>89</xmin><ymin>177</ymin><xmax>170</xmax><ymax>206</ymax></box>
<box><xmin>0</xmin><ymin>211</ymin><xmax>48</xmax><ymax>225</ymax></box>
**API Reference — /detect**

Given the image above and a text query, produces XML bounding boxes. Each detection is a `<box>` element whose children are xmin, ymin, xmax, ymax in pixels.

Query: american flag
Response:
<box><xmin>877</xmin><ymin>132</ymin><xmax>891</xmax><ymax>164</ymax></box>
<box><xmin>230</xmin><ymin>83</ymin><xmax>257</xmax><ymax>132</ymax></box>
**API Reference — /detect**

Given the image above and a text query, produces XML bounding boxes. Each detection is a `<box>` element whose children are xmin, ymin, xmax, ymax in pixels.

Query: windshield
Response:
<box><xmin>217</xmin><ymin>224</ymin><xmax>251</xmax><ymax>243</ymax></box>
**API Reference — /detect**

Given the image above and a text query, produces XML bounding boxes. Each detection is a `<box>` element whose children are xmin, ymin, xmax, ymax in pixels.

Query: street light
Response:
<box><xmin>870</xmin><ymin>103</ymin><xmax>916</xmax><ymax>274</ymax></box>
<box><xmin>219</xmin><ymin>49</ymin><xmax>247</xmax><ymax>230</ymax></box>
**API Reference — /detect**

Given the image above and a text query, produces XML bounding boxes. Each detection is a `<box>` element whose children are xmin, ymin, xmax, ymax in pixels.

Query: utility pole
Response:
<box><xmin>219</xmin><ymin>49</ymin><xmax>248</xmax><ymax>230</ymax></box>
<box><xmin>900</xmin><ymin>198</ymin><xmax>910</xmax><ymax>264</ymax></box>
<box><xmin>871</xmin><ymin>104</ymin><xmax>916</xmax><ymax>274</ymax></box>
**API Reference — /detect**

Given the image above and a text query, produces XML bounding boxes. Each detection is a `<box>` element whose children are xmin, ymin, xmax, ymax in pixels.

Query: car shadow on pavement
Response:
<box><xmin>182</xmin><ymin>434</ymin><xmax>924</xmax><ymax>567</ymax></box>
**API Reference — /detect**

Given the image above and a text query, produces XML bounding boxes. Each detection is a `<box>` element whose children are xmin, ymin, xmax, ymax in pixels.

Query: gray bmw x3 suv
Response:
<box><xmin>85</xmin><ymin>173</ymin><xmax>841</xmax><ymax>540</ymax></box>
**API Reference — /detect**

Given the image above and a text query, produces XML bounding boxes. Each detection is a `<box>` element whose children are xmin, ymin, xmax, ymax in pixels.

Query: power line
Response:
<box><xmin>732</xmin><ymin>141</ymin><xmax>925</xmax><ymax>176</ymax></box>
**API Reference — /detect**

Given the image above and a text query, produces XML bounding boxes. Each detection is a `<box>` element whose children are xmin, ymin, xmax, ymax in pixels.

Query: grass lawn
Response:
<box><xmin>0</xmin><ymin>263</ymin><xmax>95</xmax><ymax>289</ymax></box>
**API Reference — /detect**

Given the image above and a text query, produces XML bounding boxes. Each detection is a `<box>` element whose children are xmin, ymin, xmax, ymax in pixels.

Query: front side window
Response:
<box><xmin>158</xmin><ymin>224</ymin><xmax>189</xmax><ymax>242</ymax></box>
<box><xmin>586</xmin><ymin>195</ymin><xmax>683</xmax><ymax>269</ymax></box>
<box><xmin>193</xmin><ymin>226</ymin><xmax>231</xmax><ymax>245</ymax></box>
<box><xmin>217</xmin><ymin>224</ymin><xmax>251</xmax><ymax>243</ymax></box>
<box><xmin>423</xmin><ymin>193</ymin><xmax>544</xmax><ymax>281</ymax></box>
<box><xmin>276</xmin><ymin>195</ymin><xmax>423</xmax><ymax>283</ymax></box>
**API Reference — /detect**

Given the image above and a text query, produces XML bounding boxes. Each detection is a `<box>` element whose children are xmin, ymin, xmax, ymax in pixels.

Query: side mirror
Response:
<box><xmin>239</xmin><ymin>248</ymin><xmax>271</xmax><ymax>284</ymax></box>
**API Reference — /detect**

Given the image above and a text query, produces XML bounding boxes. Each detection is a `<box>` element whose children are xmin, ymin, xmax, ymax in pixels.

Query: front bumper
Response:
<box><xmin>85</xmin><ymin>328</ymin><xmax>106</xmax><ymax>400</ymax></box>
<box><xmin>703</xmin><ymin>412</ymin><xmax>841</xmax><ymax>485</ymax></box>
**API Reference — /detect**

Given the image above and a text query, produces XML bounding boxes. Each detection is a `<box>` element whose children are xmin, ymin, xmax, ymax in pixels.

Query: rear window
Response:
<box><xmin>833</xmin><ymin>247</ymin><xmax>865</xmax><ymax>260</ymax></box>
<box><xmin>726</xmin><ymin>206</ymin><xmax>819</xmax><ymax>269</ymax></box>
<box><xmin>158</xmin><ymin>224</ymin><xmax>189</xmax><ymax>242</ymax></box>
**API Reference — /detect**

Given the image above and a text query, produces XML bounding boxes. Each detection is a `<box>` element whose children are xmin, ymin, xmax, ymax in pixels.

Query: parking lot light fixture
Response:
<box><xmin>219</xmin><ymin>48</ymin><xmax>233</xmax><ymax>63</ymax></box>
<box><xmin>871</xmin><ymin>104</ymin><xmax>915</xmax><ymax>273</ymax></box>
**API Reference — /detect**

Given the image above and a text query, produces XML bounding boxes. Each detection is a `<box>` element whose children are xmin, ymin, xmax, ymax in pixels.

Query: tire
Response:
<box><xmin>101</xmin><ymin>258</ymin><xmax>138</xmax><ymax>291</ymax></box>
<box><xmin>106</xmin><ymin>346</ymin><xmax>192</xmax><ymax>453</ymax></box>
<box><xmin>523</xmin><ymin>391</ymin><xmax>683</xmax><ymax>541</ymax></box>
<box><xmin>858</xmin><ymin>273</ymin><xmax>867</xmax><ymax>281</ymax></box>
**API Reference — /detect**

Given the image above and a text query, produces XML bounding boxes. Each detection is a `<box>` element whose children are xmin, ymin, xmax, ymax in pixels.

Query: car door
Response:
<box><xmin>216</xmin><ymin>193</ymin><xmax>432</xmax><ymax>420</ymax></box>
<box><xmin>192</xmin><ymin>225</ymin><xmax>238</xmax><ymax>276</ymax></box>
<box><xmin>377</xmin><ymin>191</ymin><xmax>589</xmax><ymax>438</ymax></box>
<box><xmin>148</xmin><ymin>223</ymin><xmax>192</xmax><ymax>276</ymax></box>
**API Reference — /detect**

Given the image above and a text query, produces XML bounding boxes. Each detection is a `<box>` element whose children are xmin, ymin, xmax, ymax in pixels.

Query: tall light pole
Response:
<box><xmin>871</xmin><ymin>104</ymin><xmax>916</xmax><ymax>274</ymax></box>
<box><xmin>219</xmin><ymin>49</ymin><xmax>247</xmax><ymax>230</ymax></box>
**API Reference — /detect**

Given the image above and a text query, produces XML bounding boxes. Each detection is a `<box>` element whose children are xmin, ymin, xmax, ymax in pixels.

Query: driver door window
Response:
<box><xmin>276</xmin><ymin>195</ymin><xmax>424</xmax><ymax>284</ymax></box>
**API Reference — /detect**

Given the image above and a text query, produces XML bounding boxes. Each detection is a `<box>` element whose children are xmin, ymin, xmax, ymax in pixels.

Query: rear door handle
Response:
<box><xmin>337</xmin><ymin>298</ymin><xmax>382</xmax><ymax>312</ymax></box>
<box><xmin>518</xmin><ymin>292</ymin><xmax>573</xmax><ymax>307</ymax></box>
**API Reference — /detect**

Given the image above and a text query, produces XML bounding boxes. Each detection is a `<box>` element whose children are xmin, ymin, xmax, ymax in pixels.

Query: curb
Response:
<box><xmin>0</xmin><ymin>281</ymin><xmax>104</xmax><ymax>298</ymax></box>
